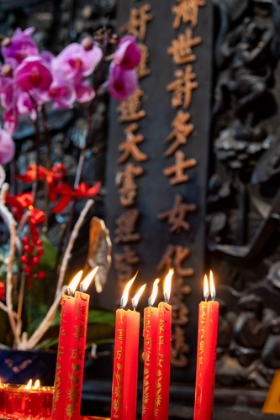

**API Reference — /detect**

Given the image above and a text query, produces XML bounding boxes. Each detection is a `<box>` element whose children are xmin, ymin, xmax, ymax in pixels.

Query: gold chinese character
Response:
<box><xmin>115</xmin><ymin>209</ymin><xmax>141</xmax><ymax>243</ymax></box>
<box><xmin>73</xmin><ymin>324</ymin><xmax>85</xmax><ymax>341</ymax></box>
<box><xmin>172</xmin><ymin>0</ymin><xmax>205</xmax><ymax>29</ymax></box>
<box><xmin>164</xmin><ymin>111</ymin><xmax>194</xmax><ymax>157</ymax></box>
<box><xmin>116</xmin><ymin>163</ymin><xmax>143</xmax><ymax>207</ymax></box>
<box><xmin>167</xmin><ymin>66</ymin><xmax>198</xmax><ymax>109</ymax></box>
<box><xmin>117</xmin><ymin>88</ymin><xmax>146</xmax><ymax>122</ymax></box>
<box><xmin>118</xmin><ymin>123</ymin><xmax>148</xmax><ymax>164</ymax></box>
<box><xmin>158</xmin><ymin>194</ymin><xmax>196</xmax><ymax>232</ymax></box>
<box><xmin>163</xmin><ymin>150</ymin><xmax>197</xmax><ymax>185</ymax></box>
<box><xmin>71</xmin><ymin>346</ymin><xmax>83</xmax><ymax>361</ymax></box>
<box><xmin>120</xmin><ymin>5</ymin><xmax>152</xmax><ymax>41</ymax></box>
<box><xmin>168</xmin><ymin>29</ymin><xmax>202</xmax><ymax>65</ymax></box>
<box><xmin>136</xmin><ymin>43</ymin><xmax>151</xmax><ymax>79</ymax></box>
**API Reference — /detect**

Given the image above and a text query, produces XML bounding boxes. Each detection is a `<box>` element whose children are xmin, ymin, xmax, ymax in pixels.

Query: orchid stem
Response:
<box><xmin>41</xmin><ymin>106</ymin><xmax>51</xmax><ymax>233</ymax></box>
<box><xmin>32</xmin><ymin>107</ymin><xmax>40</xmax><ymax>207</ymax></box>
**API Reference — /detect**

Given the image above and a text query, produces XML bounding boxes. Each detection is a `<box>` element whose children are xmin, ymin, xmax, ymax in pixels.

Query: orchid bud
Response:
<box><xmin>1</xmin><ymin>37</ymin><xmax>11</xmax><ymax>47</ymax></box>
<box><xmin>82</xmin><ymin>37</ymin><xmax>94</xmax><ymax>51</ymax></box>
<box><xmin>1</xmin><ymin>64</ymin><xmax>13</xmax><ymax>78</ymax></box>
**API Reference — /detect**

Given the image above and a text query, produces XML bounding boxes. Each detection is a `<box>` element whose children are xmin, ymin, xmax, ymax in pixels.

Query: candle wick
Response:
<box><xmin>120</xmin><ymin>298</ymin><xmax>124</xmax><ymax>309</ymax></box>
<box><xmin>131</xmin><ymin>298</ymin><xmax>136</xmax><ymax>310</ymax></box>
<box><xmin>164</xmin><ymin>293</ymin><xmax>169</xmax><ymax>304</ymax></box>
<box><xmin>148</xmin><ymin>298</ymin><xmax>151</xmax><ymax>307</ymax></box>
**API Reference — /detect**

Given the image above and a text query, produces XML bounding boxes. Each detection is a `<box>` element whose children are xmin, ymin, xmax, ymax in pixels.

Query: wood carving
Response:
<box><xmin>120</xmin><ymin>4</ymin><xmax>152</xmax><ymax>42</ymax></box>
<box><xmin>165</xmin><ymin>111</ymin><xmax>194</xmax><ymax>157</ymax></box>
<box><xmin>117</xmin><ymin>123</ymin><xmax>148</xmax><ymax>164</ymax></box>
<box><xmin>168</xmin><ymin>29</ymin><xmax>202</xmax><ymax>66</ymax></box>
<box><xmin>114</xmin><ymin>209</ymin><xmax>141</xmax><ymax>244</ymax></box>
<box><xmin>171</xmin><ymin>326</ymin><xmax>190</xmax><ymax>367</ymax></box>
<box><xmin>163</xmin><ymin>151</ymin><xmax>197</xmax><ymax>185</ymax></box>
<box><xmin>172</xmin><ymin>0</ymin><xmax>206</xmax><ymax>29</ymax></box>
<box><xmin>166</xmin><ymin>66</ymin><xmax>198</xmax><ymax>109</ymax></box>
<box><xmin>117</xmin><ymin>88</ymin><xmax>146</xmax><ymax>123</ymax></box>
<box><xmin>136</xmin><ymin>43</ymin><xmax>151</xmax><ymax>79</ymax></box>
<box><xmin>114</xmin><ymin>246</ymin><xmax>140</xmax><ymax>287</ymax></box>
<box><xmin>158</xmin><ymin>194</ymin><xmax>196</xmax><ymax>233</ymax></box>
<box><xmin>116</xmin><ymin>163</ymin><xmax>143</xmax><ymax>207</ymax></box>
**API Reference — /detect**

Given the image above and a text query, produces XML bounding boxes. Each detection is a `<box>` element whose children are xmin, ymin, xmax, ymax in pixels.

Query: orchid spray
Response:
<box><xmin>0</xmin><ymin>27</ymin><xmax>141</xmax><ymax>349</ymax></box>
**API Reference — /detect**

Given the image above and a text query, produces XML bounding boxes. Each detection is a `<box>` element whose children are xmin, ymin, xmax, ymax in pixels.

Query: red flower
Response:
<box><xmin>0</xmin><ymin>281</ymin><xmax>5</xmax><ymax>301</ymax></box>
<box><xmin>52</xmin><ymin>181</ymin><xmax>101</xmax><ymax>213</ymax></box>
<box><xmin>17</xmin><ymin>164</ymin><xmax>66</xmax><ymax>201</ymax></box>
<box><xmin>5</xmin><ymin>193</ymin><xmax>45</xmax><ymax>225</ymax></box>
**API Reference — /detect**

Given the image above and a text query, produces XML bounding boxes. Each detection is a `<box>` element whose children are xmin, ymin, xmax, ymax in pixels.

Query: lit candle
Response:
<box><xmin>64</xmin><ymin>267</ymin><xmax>98</xmax><ymax>419</ymax></box>
<box><xmin>154</xmin><ymin>269</ymin><xmax>173</xmax><ymax>420</ymax></box>
<box><xmin>52</xmin><ymin>270</ymin><xmax>82</xmax><ymax>419</ymax></box>
<box><xmin>111</xmin><ymin>275</ymin><xmax>146</xmax><ymax>420</ymax></box>
<box><xmin>142</xmin><ymin>279</ymin><xmax>160</xmax><ymax>420</ymax></box>
<box><xmin>194</xmin><ymin>271</ymin><xmax>219</xmax><ymax>420</ymax></box>
<box><xmin>0</xmin><ymin>379</ymin><xmax>5</xmax><ymax>416</ymax></box>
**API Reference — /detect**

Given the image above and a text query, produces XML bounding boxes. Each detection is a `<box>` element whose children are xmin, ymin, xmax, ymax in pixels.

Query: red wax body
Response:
<box><xmin>154</xmin><ymin>302</ymin><xmax>172</xmax><ymax>420</ymax></box>
<box><xmin>64</xmin><ymin>291</ymin><xmax>90</xmax><ymax>419</ymax></box>
<box><xmin>122</xmin><ymin>309</ymin><xmax>140</xmax><ymax>420</ymax></box>
<box><xmin>194</xmin><ymin>301</ymin><xmax>219</xmax><ymax>420</ymax></box>
<box><xmin>111</xmin><ymin>308</ymin><xmax>127</xmax><ymax>420</ymax></box>
<box><xmin>142</xmin><ymin>306</ymin><xmax>159</xmax><ymax>420</ymax></box>
<box><xmin>0</xmin><ymin>385</ymin><xmax>5</xmax><ymax>415</ymax></box>
<box><xmin>52</xmin><ymin>294</ymin><xmax>75</xmax><ymax>419</ymax></box>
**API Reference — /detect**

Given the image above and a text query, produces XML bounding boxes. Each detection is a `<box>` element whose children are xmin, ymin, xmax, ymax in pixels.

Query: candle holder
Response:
<box><xmin>0</xmin><ymin>384</ymin><xmax>6</xmax><ymax>417</ymax></box>
<box><xmin>41</xmin><ymin>386</ymin><xmax>54</xmax><ymax>419</ymax></box>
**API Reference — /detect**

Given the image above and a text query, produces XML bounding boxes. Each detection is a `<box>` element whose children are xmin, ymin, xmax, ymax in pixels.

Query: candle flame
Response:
<box><xmin>121</xmin><ymin>272</ymin><xmax>137</xmax><ymax>309</ymax></box>
<box><xmin>132</xmin><ymin>284</ymin><xmax>146</xmax><ymax>310</ymax></box>
<box><xmin>209</xmin><ymin>270</ymin><xmax>216</xmax><ymax>300</ymax></box>
<box><xmin>163</xmin><ymin>268</ymin><xmax>173</xmax><ymax>303</ymax></box>
<box><xmin>203</xmin><ymin>274</ymin><xmax>209</xmax><ymax>300</ymax></box>
<box><xmin>33</xmin><ymin>379</ymin><xmax>40</xmax><ymax>389</ymax></box>
<box><xmin>149</xmin><ymin>278</ymin><xmax>160</xmax><ymax>306</ymax></box>
<box><xmin>80</xmin><ymin>267</ymin><xmax>98</xmax><ymax>292</ymax></box>
<box><xmin>68</xmin><ymin>270</ymin><xmax>83</xmax><ymax>294</ymax></box>
<box><xmin>25</xmin><ymin>379</ymin><xmax>32</xmax><ymax>390</ymax></box>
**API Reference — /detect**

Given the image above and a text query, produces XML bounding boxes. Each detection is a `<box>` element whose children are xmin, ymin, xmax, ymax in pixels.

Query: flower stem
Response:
<box><xmin>41</xmin><ymin>106</ymin><xmax>51</xmax><ymax>233</ymax></box>
<box><xmin>32</xmin><ymin>108</ymin><xmax>41</xmax><ymax>207</ymax></box>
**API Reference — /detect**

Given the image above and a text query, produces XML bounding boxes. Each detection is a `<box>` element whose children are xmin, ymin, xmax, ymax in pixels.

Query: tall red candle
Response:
<box><xmin>122</xmin><ymin>283</ymin><xmax>146</xmax><ymax>420</ymax></box>
<box><xmin>64</xmin><ymin>268</ymin><xmax>98</xmax><ymax>420</ymax></box>
<box><xmin>142</xmin><ymin>279</ymin><xmax>160</xmax><ymax>420</ymax></box>
<box><xmin>52</xmin><ymin>271</ymin><xmax>82</xmax><ymax>419</ymax></box>
<box><xmin>154</xmin><ymin>269</ymin><xmax>173</xmax><ymax>420</ymax></box>
<box><xmin>111</xmin><ymin>276</ymin><xmax>146</xmax><ymax>420</ymax></box>
<box><xmin>194</xmin><ymin>271</ymin><xmax>219</xmax><ymax>420</ymax></box>
<box><xmin>111</xmin><ymin>307</ymin><xmax>128</xmax><ymax>420</ymax></box>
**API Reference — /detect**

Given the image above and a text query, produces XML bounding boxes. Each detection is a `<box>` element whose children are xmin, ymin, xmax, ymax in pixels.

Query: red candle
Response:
<box><xmin>52</xmin><ymin>271</ymin><xmax>82</xmax><ymax>419</ymax></box>
<box><xmin>64</xmin><ymin>268</ymin><xmax>98</xmax><ymax>420</ymax></box>
<box><xmin>194</xmin><ymin>271</ymin><xmax>219</xmax><ymax>420</ymax></box>
<box><xmin>111</xmin><ymin>275</ymin><xmax>146</xmax><ymax>420</ymax></box>
<box><xmin>122</xmin><ymin>283</ymin><xmax>146</xmax><ymax>420</ymax></box>
<box><xmin>0</xmin><ymin>383</ymin><xmax>6</xmax><ymax>416</ymax></box>
<box><xmin>142</xmin><ymin>279</ymin><xmax>160</xmax><ymax>420</ymax></box>
<box><xmin>154</xmin><ymin>269</ymin><xmax>173</xmax><ymax>420</ymax></box>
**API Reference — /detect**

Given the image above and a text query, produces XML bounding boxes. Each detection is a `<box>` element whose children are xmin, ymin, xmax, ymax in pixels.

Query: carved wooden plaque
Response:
<box><xmin>103</xmin><ymin>0</ymin><xmax>213</xmax><ymax>383</ymax></box>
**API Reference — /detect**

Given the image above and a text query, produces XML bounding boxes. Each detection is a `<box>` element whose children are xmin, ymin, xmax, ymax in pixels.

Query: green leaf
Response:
<box><xmin>38</xmin><ymin>234</ymin><xmax>58</xmax><ymax>270</ymax></box>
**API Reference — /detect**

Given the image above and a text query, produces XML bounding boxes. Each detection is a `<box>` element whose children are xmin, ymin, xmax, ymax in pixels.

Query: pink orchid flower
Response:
<box><xmin>4</xmin><ymin>108</ymin><xmax>18</xmax><ymax>135</ymax></box>
<box><xmin>54</xmin><ymin>42</ymin><xmax>102</xmax><ymax>81</ymax></box>
<box><xmin>0</xmin><ymin>128</ymin><xmax>15</xmax><ymax>164</ymax></box>
<box><xmin>14</xmin><ymin>57</ymin><xmax>53</xmax><ymax>93</ymax></box>
<box><xmin>75</xmin><ymin>80</ymin><xmax>95</xmax><ymax>103</ymax></box>
<box><xmin>48</xmin><ymin>72</ymin><xmax>76</xmax><ymax>109</ymax></box>
<box><xmin>1</xmin><ymin>27</ymin><xmax>39</xmax><ymax>68</ymax></box>
<box><xmin>108</xmin><ymin>62</ymin><xmax>137</xmax><ymax>102</ymax></box>
<box><xmin>114</xmin><ymin>36</ymin><xmax>141</xmax><ymax>70</ymax></box>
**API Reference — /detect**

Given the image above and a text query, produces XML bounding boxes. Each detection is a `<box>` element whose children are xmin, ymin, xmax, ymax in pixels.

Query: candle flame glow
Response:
<box><xmin>203</xmin><ymin>274</ymin><xmax>209</xmax><ymax>300</ymax></box>
<box><xmin>164</xmin><ymin>268</ymin><xmax>174</xmax><ymax>303</ymax></box>
<box><xmin>132</xmin><ymin>284</ymin><xmax>146</xmax><ymax>310</ymax></box>
<box><xmin>121</xmin><ymin>272</ymin><xmax>138</xmax><ymax>309</ymax></box>
<box><xmin>68</xmin><ymin>270</ymin><xmax>83</xmax><ymax>295</ymax></box>
<box><xmin>33</xmin><ymin>379</ymin><xmax>40</xmax><ymax>389</ymax></box>
<box><xmin>80</xmin><ymin>267</ymin><xmax>98</xmax><ymax>292</ymax></box>
<box><xmin>25</xmin><ymin>379</ymin><xmax>32</xmax><ymax>389</ymax></box>
<box><xmin>149</xmin><ymin>278</ymin><xmax>160</xmax><ymax>306</ymax></box>
<box><xmin>209</xmin><ymin>270</ymin><xmax>216</xmax><ymax>300</ymax></box>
